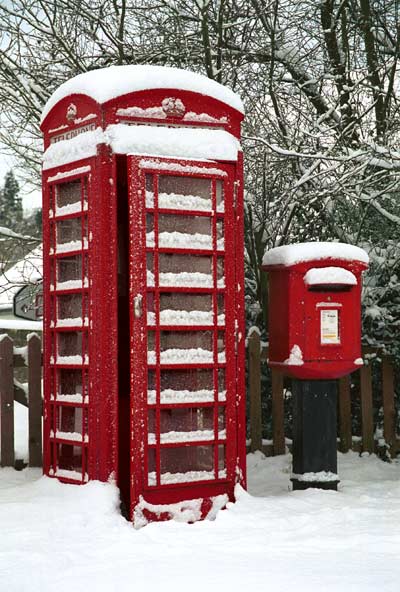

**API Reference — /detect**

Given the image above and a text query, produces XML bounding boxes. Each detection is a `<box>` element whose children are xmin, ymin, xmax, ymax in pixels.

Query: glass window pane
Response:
<box><xmin>159</xmin><ymin>214</ymin><xmax>211</xmax><ymax>236</ymax></box>
<box><xmin>58</xmin><ymin>255</ymin><xmax>82</xmax><ymax>283</ymax></box>
<box><xmin>58</xmin><ymin>332</ymin><xmax>83</xmax><ymax>357</ymax></box>
<box><xmin>145</xmin><ymin>174</ymin><xmax>154</xmax><ymax>208</ymax></box>
<box><xmin>56</xmin><ymin>218</ymin><xmax>82</xmax><ymax>245</ymax></box>
<box><xmin>160</xmin><ymin>293</ymin><xmax>212</xmax><ymax>314</ymax></box>
<box><xmin>57</xmin><ymin>180</ymin><xmax>81</xmax><ymax>208</ymax></box>
<box><xmin>57</xmin><ymin>406</ymin><xmax>84</xmax><ymax>437</ymax></box>
<box><xmin>147</xmin><ymin>369</ymin><xmax>215</xmax><ymax>404</ymax></box>
<box><xmin>160</xmin><ymin>445</ymin><xmax>214</xmax><ymax>478</ymax></box>
<box><xmin>160</xmin><ymin>330</ymin><xmax>212</xmax><ymax>352</ymax></box>
<box><xmin>216</xmin><ymin>180</ymin><xmax>224</xmax><ymax>212</ymax></box>
<box><xmin>158</xmin><ymin>175</ymin><xmax>211</xmax><ymax>211</ymax></box>
<box><xmin>216</xmin><ymin>257</ymin><xmax>225</xmax><ymax>287</ymax></box>
<box><xmin>218</xmin><ymin>445</ymin><xmax>226</xmax><ymax>472</ymax></box>
<box><xmin>57</xmin><ymin>369</ymin><xmax>83</xmax><ymax>400</ymax></box>
<box><xmin>57</xmin><ymin>294</ymin><xmax>82</xmax><ymax>319</ymax></box>
<box><xmin>56</xmin><ymin>443</ymin><xmax>84</xmax><ymax>474</ymax></box>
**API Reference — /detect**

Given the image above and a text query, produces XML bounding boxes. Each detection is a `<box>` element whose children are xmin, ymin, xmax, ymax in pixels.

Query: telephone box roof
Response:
<box><xmin>41</xmin><ymin>65</ymin><xmax>244</xmax><ymax>124</ymax></box>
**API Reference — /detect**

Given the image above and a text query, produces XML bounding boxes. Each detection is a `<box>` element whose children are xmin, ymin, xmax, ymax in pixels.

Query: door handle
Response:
<box><xmin>134</xmin><ymin>294</ymin><xmax>143</xmax><ymax>318</ymax></box>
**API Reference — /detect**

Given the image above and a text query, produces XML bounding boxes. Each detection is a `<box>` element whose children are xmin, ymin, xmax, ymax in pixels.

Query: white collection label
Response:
<box><xmin>320</xmin><ymin>309</ymin><xmax>340</xmax><ymax>344</ymax></box>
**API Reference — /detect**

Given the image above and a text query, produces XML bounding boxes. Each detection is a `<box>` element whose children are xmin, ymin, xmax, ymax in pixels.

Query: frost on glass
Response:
<box><xmin>148</xmin><ymin>407</ymin><xmax>214</xmax><ymax>436</ymax></box>
<box><xmin>216</xmin><ymin>179</ymin><xmax>224</xmax><ymax>212</ymax></box>
<box><xmin>58</xmin><ymin>255</ymin><xmax>83</xmax><ymax>283</ymax></box>
<box><xmin>160</xmin><ymin>445</ymin><xmax>214</xmax><ymax>475</ymax></box>
<box><xmin>161</xmin><ymin>293</ymin><xmax>212</xmax><ymax>314</ymax></box>
<box><xmin>56</xmin><ymin>180</ymin><xmax>81</xmax><ymax>208</ymax></box>
<box><xmin>56</xmin><ymin>218</ymin><xmax>82</xmax><ymax>245</ymax></box>
<box><xmin>160</xmin><ymin>330</ymin><xmax>213</xmax><ymax>352</ymax></box>
<box><xmin>147</xmin><ymin>368</ymin><xmax>221</xmax><ymax>404</ymax></box>
<box><xmin>57</xmin><ymin>406</ymin><xmax>85</xmax><ymax>438</ymax></box>
<box><xmin>160</xmin><ymin>213</ymin><xmax>211</xmax><ymax>236</ymax></box>
<box><xmin>157</xmin><ymin>253</ymin><xmax>214</xmax><ymax>287</ymax></box>
<box><xmin>57</xmin><ymin>369</ymin><xmax>83</xmax><ymax>400</ymax></box>
<box><xmin>216</xmin><ymin>257</ymin><xmax>225</xmax><ymax>287</ymax></box>
<box><xmin>216</xmin><ymin>220</ymin><xmax>224</xmax><ymax>249</ymax></box>
<box><xmin>146</xmin><ymin>175</ymin><xmax>211</xmax><ymax>211</ymax></box>
<box><xmin>58</xmin><ymin>332</ymin><xmax>83</xmax><ymax>357</ymax></box>
<box><xmin>147</xmin><ymin>449</ymin><xmax>156</xmax><ymax>486</ymax></box>
<box><xmin>218</xmin><ymin>407</ymin><xmax>226</xmax><ymax>433</ymax></box>
<box><xmin>218</xmin><ymin>445</ymin><xmax>226</xmax><ymax>470</ymax></box>
<box><xmin>57</xmin><ymin>294</ymin><xmax>82</xmax><ymax>318</ymax></box>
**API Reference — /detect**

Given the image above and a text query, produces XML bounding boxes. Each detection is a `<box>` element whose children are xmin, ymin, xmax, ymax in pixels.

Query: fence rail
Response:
<box><xmin>0</xmin><ymin>333</ymin><xmax>42</xmax><ymax>468</ymax></box>
<box><xmin>0</xmin><ymin>331</ymin><xmax>397</xmax><ymax>469</ymax></box>
<box><xmin>247</xmin><ymin>330</ymin><xmax>399</xmax><ymax>458</ymax></box>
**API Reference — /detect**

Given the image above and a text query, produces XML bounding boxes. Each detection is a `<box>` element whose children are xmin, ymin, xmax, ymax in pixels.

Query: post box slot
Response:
<box><xmin>308</xmin><ymin>284</ymin><xmax>353</xmax><ymax>292</ymax></box>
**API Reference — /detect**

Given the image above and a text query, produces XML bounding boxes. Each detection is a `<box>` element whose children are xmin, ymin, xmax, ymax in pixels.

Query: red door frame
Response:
<box><xmin>127</xmin><ymin>155</ymin><xmax>241</xmax><ymax>521</ymax></box>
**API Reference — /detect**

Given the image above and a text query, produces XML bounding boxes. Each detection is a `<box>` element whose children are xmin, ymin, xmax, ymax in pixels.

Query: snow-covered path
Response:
<box><xmin>1</xmin><ymin>451</ymin><xmax>399</xmax><ymax>592</ymax></box>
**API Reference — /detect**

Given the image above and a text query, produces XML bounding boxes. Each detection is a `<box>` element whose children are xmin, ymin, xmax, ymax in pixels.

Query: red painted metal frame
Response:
<box><xmin>128</xmin><ymin>155</ymin><xmax>245</xmax><ymax>523</ymax></box>
<box><xmin>41</xmin><ymin>76</ymin><xmax>246</xmax><ymax>523</ymax></box>
<box><xmin>42</xmin><ymin>149</ymin><xmax>119</xmax><ymax>484</ymax></box>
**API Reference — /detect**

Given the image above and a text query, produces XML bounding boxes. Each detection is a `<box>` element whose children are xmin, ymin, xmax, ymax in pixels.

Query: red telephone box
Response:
<box><xmin>262</xmin><ymin>242</ymin><xmax>369</xmax><ymax>380</ymax></box>
<box><xmin>40</xmin><ymin>65</ymin><xmax>246</xmax><ymax>524</ymax></box>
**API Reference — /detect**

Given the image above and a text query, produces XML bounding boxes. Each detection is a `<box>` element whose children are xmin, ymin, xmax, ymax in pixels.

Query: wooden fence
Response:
<box><xmin>0</xmin><ymin>333</ymin><xmax>42</xmax><ymax>468</ymax></box>
<box><xmin>0</xmin><ymin>330</ymin><xmax>398</xmax><ymax>468</ymax></box>
<box><xmin>248</xmin><ymin>330</ymin><xmax>399</xmax><ymax>457</ymax></box>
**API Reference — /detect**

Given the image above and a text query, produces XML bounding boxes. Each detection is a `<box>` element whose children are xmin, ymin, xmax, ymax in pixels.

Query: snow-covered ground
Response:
<box><xmin>1</xmin><ymin>448</ymin><xmax>399</xmax><ymax>592</ymax></box>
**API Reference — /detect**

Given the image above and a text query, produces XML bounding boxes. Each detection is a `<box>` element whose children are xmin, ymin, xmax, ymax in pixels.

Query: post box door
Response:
<box><xmin>127</xmin><ymin>156</ymin><xmax>237</xmax><ymax>511</ymax></box>
<box><xmin>303</xmin><ymin>290</ymin><xmax>356</xmax><ymax>362</ymax></box>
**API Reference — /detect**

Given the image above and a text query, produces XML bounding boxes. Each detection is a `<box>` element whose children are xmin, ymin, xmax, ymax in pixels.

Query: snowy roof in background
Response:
<box><xmin>43</xmin><ymin>124</ymin><xmax>240</xmax><ymax>169</ymax></box>
<box><xmin>41</xmin><ymin>65</ymin><xmax>244</xmax><ymax>123</ymax></box>
<box><xmin>263</xmin><ymin>242</ymin><xmax>369</xmax><ymax>267</ymax></box>
<box><xmin>0</xmin><ymin>245</ymin><xmax>43</xmax><ymax>310</ymax></box>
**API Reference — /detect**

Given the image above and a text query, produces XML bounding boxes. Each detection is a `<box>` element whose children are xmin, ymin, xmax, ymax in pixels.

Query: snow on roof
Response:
<box><xmin>107</xmin><ymin>124</ymin><xmax>240</xmax><ymax>161</ymax></box>
<box><xmin>263</xmin><ymin>242</ymin><xmax>369</xmax><ymax>267</ymax></box>
<box><xmin>0</xmin><ymin>246</ymin><xmax>43</xmax><ymax>310</ymax></box>
<box><xmin>43</xmin><ymin>124</ymin><xmax>240</xmax><ymax>169</ymax></box>
<box><xmin>41</xmin><ymin>65</ymin><xmax>244</xmax><ymax>123</ymax></box>
<box><xmin>43</xmin><ymin>128</ymin><xmax>102</xmax><ymax>170</ymax></box>
<box><xmin>304</xmin><ymin>267</ymin><xmax>357</xmax><ymax>285</ymax></box>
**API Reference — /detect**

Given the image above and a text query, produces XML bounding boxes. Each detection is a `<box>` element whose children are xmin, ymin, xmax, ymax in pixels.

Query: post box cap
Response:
<box><xmin>262</xmin><ymin>241</ymin><xmax>369</xmax><ymax>268</ymax></box>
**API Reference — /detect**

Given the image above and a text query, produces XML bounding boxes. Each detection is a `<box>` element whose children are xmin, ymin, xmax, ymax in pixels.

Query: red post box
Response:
<box><xmin>262</xmin><ymin>242</ymin><xmax>369</xmax><ymax>380</ymax></box>
<box><xmin>263</xmin><ymin>242</ymin><xmax>369</xmax><ymax>491</ymax></box>
<box><xmin>40</xmin><ymin>65</ymin><xmax>246</xmax><ymax>525</ymax></box>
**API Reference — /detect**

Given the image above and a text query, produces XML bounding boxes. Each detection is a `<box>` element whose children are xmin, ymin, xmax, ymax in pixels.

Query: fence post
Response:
<box><xmin>271</xmin><ymin>370</ymin><xmax>285</xmax><ymax>455</ymax></box>
<box><xmin>360</xmin><ymin>363</ymin><xmax>374</xmax><ymax>453</ymax></box>
<box><xmin>382</xmin><ymin>356</ymin><xmax>396</xmax><ymax>457</ymax></box>
<box><xmin>338</xmin><ymin>375</ymin><xmax>352</xmax><ymax>452</ymax></box>
<box><xmin>248</xmin><ymin>329</ymin><xmax>262</xmax><ymax>452</ymax></box>
<box><xmin>28</xmin><ymin>334</ymin><xmax>42</xmax><ymax>467</ymax></box>
<box><xmin>0</xmin><ymin>335</ymin><xmax>15</xmax><ymax>467</ymax></box>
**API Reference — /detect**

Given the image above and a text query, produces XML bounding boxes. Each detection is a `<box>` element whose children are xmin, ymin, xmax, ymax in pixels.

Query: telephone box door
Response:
<box><xmin>128</xmin><ymin>156</ymin><xmax>238</xmax><ymax>518</ymax></box>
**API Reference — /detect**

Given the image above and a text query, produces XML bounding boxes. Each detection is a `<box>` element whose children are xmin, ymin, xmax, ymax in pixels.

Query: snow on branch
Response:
<box><xmin>0</xmin><ymin>226</ymin><xmax>40</xmax><ymax>242</ymax></box>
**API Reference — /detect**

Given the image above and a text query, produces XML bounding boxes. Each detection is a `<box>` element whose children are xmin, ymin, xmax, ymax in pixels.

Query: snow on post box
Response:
<box><xmin>40</xmin><ymin>65</ymin><xmax>246</xmax><ymax>526</ymax></box>
<box><xmin>262</xmin><ymin>242</ymin><xmax>369</xmax><ymax>380</ymax></box>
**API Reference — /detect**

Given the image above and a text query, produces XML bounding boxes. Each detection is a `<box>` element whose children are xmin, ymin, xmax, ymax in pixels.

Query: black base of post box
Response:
<box><xmin>291</xmin><ymin>379</ymin><xmax>339</xmax><ymax>491</ymax></box>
